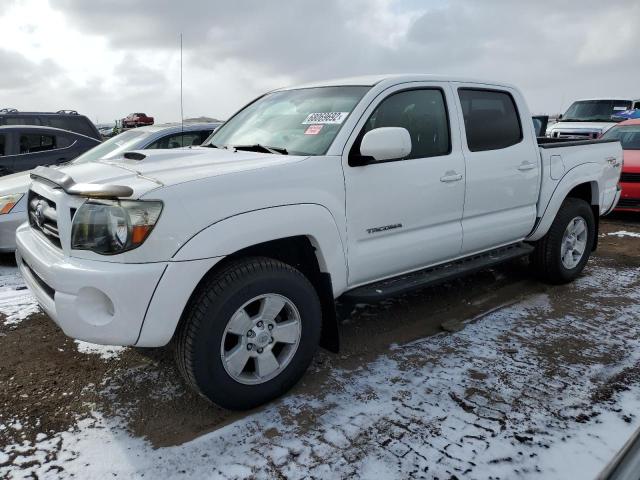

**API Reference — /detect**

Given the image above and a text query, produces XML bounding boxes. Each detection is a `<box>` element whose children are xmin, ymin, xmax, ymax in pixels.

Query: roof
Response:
<box><xmin>0</xmin><ymin>110</ymin><xmax>85</xmax><ymax>116</ymax></box>
<box><xmin>131</xmin><ymin>122</ymin><xmax>221</xmax><ymax>133</ymax></box>
<box><xmin>279</xmin><ymin>74</ymin><xmax>517</xmax><ymax>91</ymax></box>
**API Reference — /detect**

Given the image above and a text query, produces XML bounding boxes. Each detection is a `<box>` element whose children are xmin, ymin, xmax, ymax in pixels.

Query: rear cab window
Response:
<box><xmin>458</xmin><ymin>88</ymin><xmax>523</xmax><ymax>151</ymax></box>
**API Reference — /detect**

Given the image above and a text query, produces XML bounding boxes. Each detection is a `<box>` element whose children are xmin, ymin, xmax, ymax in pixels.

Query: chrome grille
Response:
<box><xmin>553</xmin><ymin>130</ymin><xmax>598</xmax><ymax>139</ymax></box>
<box><xmin>28</xmin><ymin>190</ymin><xmax>61</xmax><ymax>248</ymax></box>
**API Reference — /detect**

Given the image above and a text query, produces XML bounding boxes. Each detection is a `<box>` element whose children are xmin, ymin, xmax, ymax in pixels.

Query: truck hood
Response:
<box><xmin>548</xmin><ymin>121</ymin><xmax>617</xmax><ymax>133</ymax></box>
<box><xmin>55</xmin><ymin>147</ymin><xmax>307</xmax><ymax>198</ymax></box>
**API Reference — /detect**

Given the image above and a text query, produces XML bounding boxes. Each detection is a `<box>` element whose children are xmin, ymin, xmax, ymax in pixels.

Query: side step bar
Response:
<box><xmin>341</xmin><ymin>243</ymin><xmax>535</xmax><ymax>303</ymax></box>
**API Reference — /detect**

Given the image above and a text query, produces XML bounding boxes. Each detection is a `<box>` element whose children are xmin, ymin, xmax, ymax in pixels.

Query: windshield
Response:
<box><xmin>71</xmin><ymin>129</ymin><xmax>150</xmax><ymax>164</ymax></box>
<box><xmin>562</xmin><ymin>100</ymin><xmax>632</xmax><ymax>123</ymax></box>
<box><xmin>601</xmin><ymin>125</ymin><xmax>640</xmax><ymax>150</ymax></box>
<box><xmin>204</xmin><ymin>86</ymin><xmax>370</xmax><ymax>156</ymax></box>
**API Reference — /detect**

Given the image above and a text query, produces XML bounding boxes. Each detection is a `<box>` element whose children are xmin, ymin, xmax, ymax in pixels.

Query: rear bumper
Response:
<box><xmin>614</xmin><ymin>182</ymin><xmax>640</xmax><ymax>212</ymax></box>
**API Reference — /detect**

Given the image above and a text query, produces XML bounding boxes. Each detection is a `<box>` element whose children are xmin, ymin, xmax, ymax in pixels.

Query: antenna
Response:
<box><xmin>180</xmin><ymin>33</ymin><xmax>184</xmax><ymax>142</ymax></box>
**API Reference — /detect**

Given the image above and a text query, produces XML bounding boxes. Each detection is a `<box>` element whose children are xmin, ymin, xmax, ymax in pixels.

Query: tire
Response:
<box><xmin>175</xmin><ymin>257</ymin><xmax>322</xmax><ymax>410</ymax></box>
<box><xmin>531</xmin><ymin>197</ymin><xmax>595</xmax><ymax>284</ymax></box>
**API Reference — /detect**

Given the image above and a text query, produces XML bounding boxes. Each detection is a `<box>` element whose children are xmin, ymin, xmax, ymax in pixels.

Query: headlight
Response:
<box><xmin>0</xmin><ymin>193</ymin><xmax>23</xmax><ymax>215</ymax></box>
<box><xmin>71</xmin><ymin>199</ymin><xmax>163</xmax><ymax>254</ymax></box>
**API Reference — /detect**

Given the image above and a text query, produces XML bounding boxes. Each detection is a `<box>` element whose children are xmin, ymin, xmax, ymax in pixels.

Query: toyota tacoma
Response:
<box><xmin>16</xmin><ymin>75</ymin><xmax>622</xmax><ymax>409</ymax></box>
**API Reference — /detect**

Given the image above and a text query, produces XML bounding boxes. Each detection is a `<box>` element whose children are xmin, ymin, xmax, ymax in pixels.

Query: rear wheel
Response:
<box><xmin>531</xmin><ymin>197</ymin><xmax>595</xmax><ymax>284</ymax></box>
<box><xmin>175</xmin><ymin>257</ymin><xmax>322</xmax><ymax>410</ymax></box>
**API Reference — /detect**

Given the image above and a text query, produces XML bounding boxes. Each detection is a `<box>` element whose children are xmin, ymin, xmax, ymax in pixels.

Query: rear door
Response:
<box><xmin>342</xmin><ymin>82</ymin><xmax>466</xmax><ymax>286</ymax></box>
<box><xmin>453</xmin><ymin>84</ymin><xmax>540</xmax><ymax>254</ymax></box>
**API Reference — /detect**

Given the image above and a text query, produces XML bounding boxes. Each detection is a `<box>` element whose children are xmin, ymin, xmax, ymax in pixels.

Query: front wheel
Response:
<box><xmin>175</xmin><ymin>257</ymin><xmax>322</xmax><ymax>410</ymax></box>
<box><xmin>531</xmin><ymin>197</ymin><xmax>595</xmax><ymax>284</ymax></box>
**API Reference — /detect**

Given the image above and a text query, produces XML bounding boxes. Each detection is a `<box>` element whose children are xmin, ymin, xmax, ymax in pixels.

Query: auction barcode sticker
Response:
<box><xmin>302</xmin><ymin>112</ymin><xmax>349</xmax><ymax>125</ymax></box>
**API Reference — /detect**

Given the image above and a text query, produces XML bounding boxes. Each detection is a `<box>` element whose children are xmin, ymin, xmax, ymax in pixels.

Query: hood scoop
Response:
<box><xmin>30</xmin><ymin>166</ymin><xmax>134</xmax><ymax>199</ymax></box>
<box><xmin>124</xmin><ymin>151</ymin><xmax>147</xmax><ymax>161</ymax></box>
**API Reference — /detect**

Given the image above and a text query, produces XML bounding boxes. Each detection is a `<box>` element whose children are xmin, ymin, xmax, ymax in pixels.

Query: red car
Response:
<box><xmin>601</xmin><ymin>119</ymin><xmax>640</xmax><ymax>211</ymax></box>
<box><xmin>122</xmin><ymin>112</ymin><xmax>154</xmax><ymax>128</ymax></box>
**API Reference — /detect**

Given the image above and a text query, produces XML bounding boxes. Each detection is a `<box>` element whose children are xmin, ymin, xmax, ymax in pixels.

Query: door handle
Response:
<box><xmin>440</xmin><ymin>172</ymin><xmax>463</xmax><ymax>183</ymax></box>
<box><xmin>518</xmin><ymin>162</ymin><xmax>536</xmax><ymax>171</ymax></box>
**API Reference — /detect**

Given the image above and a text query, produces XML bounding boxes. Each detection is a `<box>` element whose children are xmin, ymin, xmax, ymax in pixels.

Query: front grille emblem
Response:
<box><xmin>34</xmin><ymin>201</ymin><xmax>45</xmax><ymax>228</ymax></box>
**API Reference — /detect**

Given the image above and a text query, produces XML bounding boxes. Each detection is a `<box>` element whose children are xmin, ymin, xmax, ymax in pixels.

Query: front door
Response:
<box><xmin>342</xmin><ymin>83</ymin><xmax>466</xmax><ymax>286</ymax></box>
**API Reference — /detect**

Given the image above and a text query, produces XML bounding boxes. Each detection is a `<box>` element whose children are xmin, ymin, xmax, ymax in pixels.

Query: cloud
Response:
<box><xmin>2</xmin><ymin>0</ymin><xmax>640</xmax><ymax>121</ymax></box>
<box><xmin>0</xmin><ymin>48</ymin><xmax>62</xmax><ymax>92</ymax></box>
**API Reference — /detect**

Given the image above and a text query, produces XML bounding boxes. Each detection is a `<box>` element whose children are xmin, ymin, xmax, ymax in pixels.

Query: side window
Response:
<box><xmin>199</xmin><ymin>130</ymin><xmax>214</xmax><ymax>144</ymax></box>
<box><xmin>57</xmin><ymin>135</ymin><xmax>72</xmax><ymax>148</ymax></box>
<box><xmin>19</xmin><ymin>134</ymin><xmax>57</xmax><ymax>154</ymax></box>
<box><xmin>458</xmin><ymin>88</ymin><xmax>523</xmax><ymax>152</ymax></box>
<box><xmin>354</xmin><ymin>88</ymin><xmax>450</xmax><ymax>161</ymax></box>
<box><xmin>0</xmin><ymin>135</ymin><xmax>4</xmax><ymax>156</ymax></box>
<box><xmin>147</xmin><ymin>132</ymin><xmax>202</xmax><ymax>149</ymax></box>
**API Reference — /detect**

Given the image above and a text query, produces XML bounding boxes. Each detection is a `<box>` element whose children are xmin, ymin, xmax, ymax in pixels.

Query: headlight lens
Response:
<box><xmin>71</xmin><ymin>199</ymin><xmax>163</xmax><ymax>254</ymax></box>
<box><xmin>0</xmin><ymin>193</ymin><xmax>23</xmax><ymax>215</ymax></box>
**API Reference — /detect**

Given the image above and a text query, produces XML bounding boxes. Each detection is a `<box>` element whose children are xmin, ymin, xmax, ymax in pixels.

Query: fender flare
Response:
<box><xmin>172</xmin><ymin>203</ymin><xmax>348</xmax><ymax>295</ymax></box>
<box><xmin>528</xmin><ymin>163</ymin><xmax>600</xmax><ymax>241</ymax></box>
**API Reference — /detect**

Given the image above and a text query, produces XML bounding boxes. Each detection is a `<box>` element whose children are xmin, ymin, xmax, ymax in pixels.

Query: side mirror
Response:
<box><xmin>557</xmin><ymin>114</ymin><xmax>563</xmax><ymax>120</ymax></box>
<box><xmin>360</xmin><ymin>127</ymin><xmax>412</xmax><ymax>162</ymax></box>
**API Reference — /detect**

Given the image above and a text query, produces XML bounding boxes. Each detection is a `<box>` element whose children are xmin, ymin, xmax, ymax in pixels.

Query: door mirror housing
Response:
<box><xmin>360</xmin><ymin>127</ymin><xmax>412</xmax><ymax>162</ymax></box>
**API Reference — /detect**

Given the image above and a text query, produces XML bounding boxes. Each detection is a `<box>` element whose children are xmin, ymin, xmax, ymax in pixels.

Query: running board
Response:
<box><xmin>341</xmin><ymin>243</ymin><xmax>534</xmax><ymax>303</ymax></box>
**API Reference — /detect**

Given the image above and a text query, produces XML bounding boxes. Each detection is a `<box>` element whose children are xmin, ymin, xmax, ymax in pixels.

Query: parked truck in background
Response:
<box><xmin>16</xmin><ymin>75</ymin><xmax>622</xmax><ymax>410</ymax></box>
<box><xmin>547</xmin><ymin>98</ymin><xmax>640</xmax><ymax>140</ymax></box>
<box><xmin>122</xmin><ymin>112</ymin><xmax>154</xmax><ymax>128</ymax></box>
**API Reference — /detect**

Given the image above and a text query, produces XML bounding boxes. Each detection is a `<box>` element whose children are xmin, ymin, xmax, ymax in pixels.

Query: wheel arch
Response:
<box><xmin>142</xmin><ymin>204</ymin><xmax>347</xmax><ymax>350</ymax></box>
<box><xmin>528</xmin><ymin>164</ymin><xmax>601</xmax><ymax>242</ymax></box>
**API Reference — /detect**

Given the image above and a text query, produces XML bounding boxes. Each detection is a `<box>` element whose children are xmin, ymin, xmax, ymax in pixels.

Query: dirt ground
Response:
<box><xmin>1</xmin><ymin>215</ymin><xmax>640</xmax><ymax>479</ymax></box>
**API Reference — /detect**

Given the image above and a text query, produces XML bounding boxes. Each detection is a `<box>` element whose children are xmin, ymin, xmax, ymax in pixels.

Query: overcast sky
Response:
<box><xmin>1</xmin><ymin>0</ymin><xmax>639</xmax><ymax>124</ymax></box>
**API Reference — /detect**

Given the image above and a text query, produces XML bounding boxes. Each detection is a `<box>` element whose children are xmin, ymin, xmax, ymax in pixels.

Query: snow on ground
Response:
<box><xmin>0</xmin><ymin>265</ymin><xmax>40</xmax><ymax>327</ymax></box>
<box><xmin>608</xmin><ymin>230</ymin><xmax>640</xmax><ymax>238</ymax></box>
<box><xmin>2</xmin><ymin>258</ymin><xmax>640</xmax><ymax>479</ymax></box>
<box><xmin>0</xmin><ymin>266</ymin><xmax>125</xmax><ymax>360</ymax></box>
<box><xmin>74</xmin><ymin>340</ymin><xmax>126</xmax><ymax>360</ymax></box>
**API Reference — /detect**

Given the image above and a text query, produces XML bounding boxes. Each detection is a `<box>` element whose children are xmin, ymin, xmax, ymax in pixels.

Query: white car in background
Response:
<box><xmin>547</xmin><ymin>98</ymin><xmax>640</xmax><ymax>139</ymax></box>
<box><xmin>0</xmin><ymin>122</ymin><xmax>220</xmax><ymax>251</ymax></box>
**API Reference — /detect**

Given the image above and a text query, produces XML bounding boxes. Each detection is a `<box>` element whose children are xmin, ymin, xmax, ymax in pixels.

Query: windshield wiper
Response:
<box><xmin>205</xmin><ymin>143</ymin><xmax>222</xmax><ymax>148</ymax></box>
<box><xmin>231</xmin><ymin>144</ymin><xmax>288</xmax><ymax>155</ymax></box>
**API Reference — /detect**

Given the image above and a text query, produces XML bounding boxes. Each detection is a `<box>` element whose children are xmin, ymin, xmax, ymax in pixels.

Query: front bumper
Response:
<box><xmin>16</xmin><ymin>223</ymin><xmax>167</xmax><ymax>345</ymax></box>
<box><xmin>15</xmin><ymin>223</ymin><xmax>223</xmax><ymax>347</ymax></box>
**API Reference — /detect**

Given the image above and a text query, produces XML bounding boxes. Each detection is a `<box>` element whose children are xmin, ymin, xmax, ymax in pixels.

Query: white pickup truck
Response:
<box><xmin>16</xmin><ymin>75</ymin><xmax>622</xmax><ymax>410</ymax></box>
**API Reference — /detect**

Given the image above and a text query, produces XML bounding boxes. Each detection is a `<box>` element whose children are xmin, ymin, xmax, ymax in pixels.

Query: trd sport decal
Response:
<box><xmin>366</xmin><ymin>223</ymin><xmax>403</xmax><ymax>234</ymax></box>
